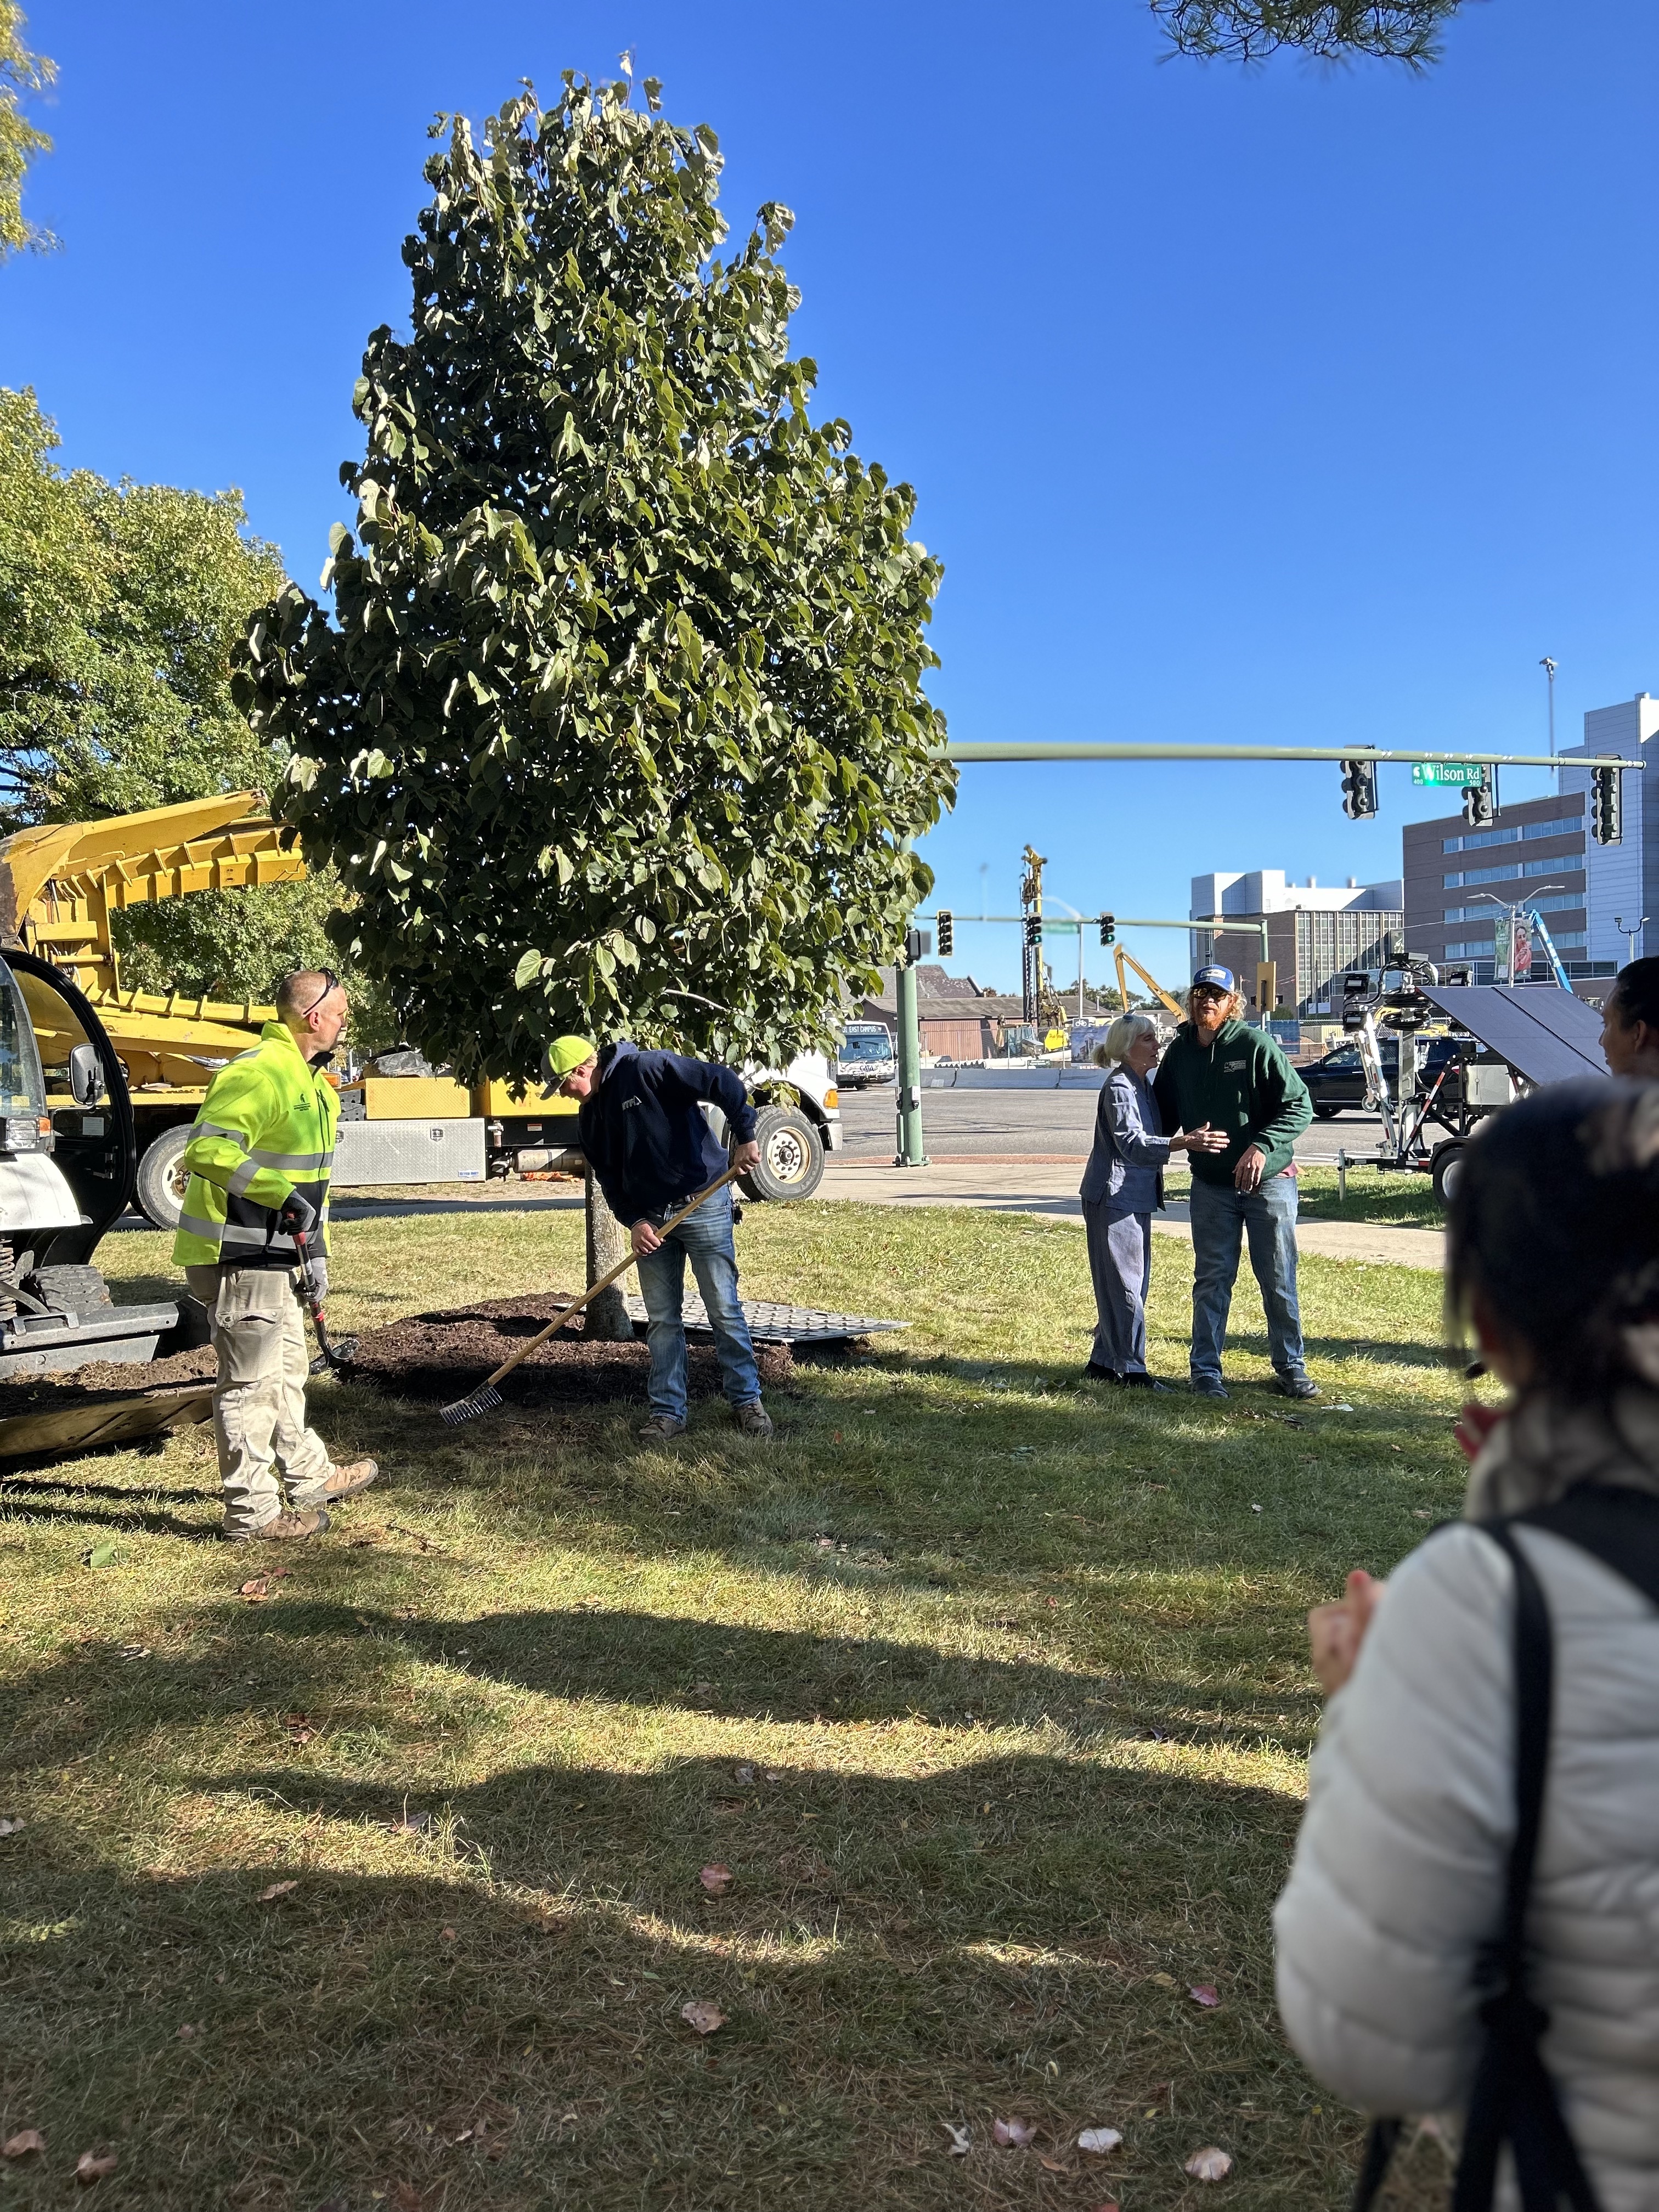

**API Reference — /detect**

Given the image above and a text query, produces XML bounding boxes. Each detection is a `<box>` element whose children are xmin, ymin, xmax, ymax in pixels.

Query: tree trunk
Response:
<box><xmin>584</xmin><ymin>1167</ymin><xmax>634</xmax><ymax>1340</ymax></box>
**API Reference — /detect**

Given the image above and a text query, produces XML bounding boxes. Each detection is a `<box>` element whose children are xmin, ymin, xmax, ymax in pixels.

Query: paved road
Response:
<box><xmin>835</xmin><ymin>1080</ymin><xmax>1385</xmax><ymax>1166</ymax></box>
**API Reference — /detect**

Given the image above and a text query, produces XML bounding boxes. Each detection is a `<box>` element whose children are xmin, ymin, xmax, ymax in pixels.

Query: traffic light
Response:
<box><xmin>1339</xmin><ymin>756</ymin><xmax>1379</xmax><ymax>820</ymax></box>
<box><xmin>1462</xmin><ymin>770</ymin><xmax>1495</xmax><ymax>830</ymax></box>
<box><xmin>936</xmin><ymin>909</ymin><xmax>954</xmax><ymax>957</ymax></box>
<box><xmin>902</xmin><ymin>927</ymin><xmax>931</xmax><ymax>964</ymax></box>
<box><xmin>1592</xmin><ymin>764</ymin><xmax>1623</xmax><ymax>845</ymax></box>
<box><xmin>1023</xmin><ymin>916</ymin><xmax>1043</xmax><ymax>949</ymax></box>
<box><xmin>1098</xmin><ymin>913</ymin><xmax>1116</xmax><ymax>946</ymax></box>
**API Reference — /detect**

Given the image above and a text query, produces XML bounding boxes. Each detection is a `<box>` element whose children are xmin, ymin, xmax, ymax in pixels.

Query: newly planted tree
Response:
<box><xmin>240</xmin><ymin>72</ymin><xmax>952</xmax><ymax>1080</ymax></box>
<box><xmin>239</xmin><ymin>72</ymin><xmax>953</xmax><ymax>1322</ymax></box>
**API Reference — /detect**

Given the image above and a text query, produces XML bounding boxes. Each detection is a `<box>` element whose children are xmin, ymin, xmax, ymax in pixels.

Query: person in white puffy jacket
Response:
<box><xmin>1274</xmin><ymin>1080</ymin><xmax>1659</xmax><ymax>2211</ymax></box>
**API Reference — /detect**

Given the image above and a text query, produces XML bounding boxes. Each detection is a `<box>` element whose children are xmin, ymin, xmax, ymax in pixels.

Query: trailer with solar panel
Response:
<box><xmin>1332</xmin><ymin>960</ymin><xmax>1610</xmax><ymax>1210</ymax></box>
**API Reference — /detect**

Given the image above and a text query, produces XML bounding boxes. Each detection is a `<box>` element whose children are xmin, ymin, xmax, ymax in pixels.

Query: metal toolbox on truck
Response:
<box><xmin>334</xmin><ymin>1117</ymin><xmax>486</xmax><ymax>1185</ymax></box>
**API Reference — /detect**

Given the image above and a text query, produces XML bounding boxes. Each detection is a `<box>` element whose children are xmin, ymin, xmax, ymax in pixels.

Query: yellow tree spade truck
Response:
<box><xmin>0</xmin><ymin>793</ymin><xmax>844</xmax><ymax>1230</ymax></box>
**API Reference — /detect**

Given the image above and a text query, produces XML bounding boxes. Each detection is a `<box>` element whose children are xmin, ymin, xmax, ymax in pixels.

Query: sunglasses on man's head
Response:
<box><xmin>302</xmin><ymin>969</ymin><xmax>342</xmax><ymax>1019</ymax></box>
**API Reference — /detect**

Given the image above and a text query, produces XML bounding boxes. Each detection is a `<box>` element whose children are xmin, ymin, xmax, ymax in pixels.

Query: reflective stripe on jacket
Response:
<box><xmin>171</xmin><ymin>1022</ymin><xmax>338</xmax><ymax>1269</ymax></box>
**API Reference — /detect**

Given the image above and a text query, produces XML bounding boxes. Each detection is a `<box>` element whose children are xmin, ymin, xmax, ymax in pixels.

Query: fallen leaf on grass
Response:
<box><xmin>1077</xmin><ymin>2127</ymin><xmax>1123</xmax><ymax>2154</ymax></box>
<box><xmin>75</xmin><ymin>2150</ymin><xmax>117</xmax><ymax>2183</ymax></box>
<box><xmin>1189</xmin><ymin>1984</ymin><xmax>1221</xmax><ymax>2007</ymax></box>
<box><xmin>0</xmin><ymin>1816</ymin><xmax>26</xmax><ymax>1837</ymax></box>
<box><xmin>2</xmin><ymin>2130</ymin><xmax>44</xmax><ymax>2158</ymax></box>
<box><xmin>116</xmin><ymin>1644</ymin><xmax>149</xmax><ymax>1661</ymax></box>
<box><xmin>281</xmin><ymin>1713</ymin><xmax>315</xmax><ymax>1745</ymax></box>
<box><xmin>257</xmin><ymin>1880</ymin><xmax>297</xmax><ymax>1903</ymax></box>
<box><xmin>385</xmin><ymin>1811</ymin><xmax>432</xmax><ymax>1836</ymax></box>
<box><xmin>698</xmin><ymin>1863</ymin><xmax>733</xmax><ymax>1895</ymax></box>
<box><xmin>1039</xmin><ymin>2153</ymin><xmax>1066</xmax><ymax>2172</ymax></box>
<box><xmin>439</xmin><ymin>1926</ymin><xmax>456</xmax><ymax>1942</ymax></box>
<box><xmin>942</xmin><ymin>2124</ymin><xmax>972</xmax><ymax>2157</ymax></box>
<box><xmin>175</xmin><ymin>2022</ymin><xmax>198</xmax><ymax>2040</ymax></box>
<box><xmin>680</xmin><ymin>1999</ymin><xmax>726</xmax><ymax>2036</ymax></box>
<box><xmin>992</xmin><ymin>2118</ymin><xmax>1036</xmax><ymax>2147</ymax></box>
<box><xmin>732</xmin><ymin>1763</ymin><xmax>756</xmax><ymax>1785</ymax></box>
<box><xmin>1148</xmin><ymin>1972</ymin><xmax>1176</xmax><ymax>1988</ymax></box>
<box><xmin>239</xmin><ymin>1578</ymin><xmax>270</xmax><ymax>1601</ymax></box>
<box><xmin>1185</xmin><ymin>2146</ymin><xmax>1233</xmax><ymax>2181</ymax></box>
<box><xmin>85</xmin><ymin>1544</ymin><xmax>118</xmax><ymax>1570</ymax></box>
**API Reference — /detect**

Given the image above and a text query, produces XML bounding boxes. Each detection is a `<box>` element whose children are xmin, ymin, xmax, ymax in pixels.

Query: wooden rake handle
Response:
<box><xmin>476</xmin><ymin>1163</ymin><xmax>744</xmax><ymax>1392</ymax></box>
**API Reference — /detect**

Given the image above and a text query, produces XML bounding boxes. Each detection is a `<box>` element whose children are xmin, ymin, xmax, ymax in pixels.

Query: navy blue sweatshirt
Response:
<box><xmin>577</xmin><ymin>1040</ymin><xmax>758</xmax><ymax>1224</ymax></box>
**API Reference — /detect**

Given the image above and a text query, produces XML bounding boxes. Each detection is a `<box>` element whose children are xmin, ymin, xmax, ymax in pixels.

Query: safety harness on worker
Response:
<box><xmin>172</xmin><ymin>1022</ymin><xmax>336</xmax><ymax>1269</ymax></box>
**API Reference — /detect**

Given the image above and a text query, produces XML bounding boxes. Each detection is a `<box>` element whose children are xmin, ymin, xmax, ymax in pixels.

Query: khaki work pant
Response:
<box><xmin>184</xmin><ymin>1264</ymin><xmax>332</xmax><ymax>1536</ymax></box>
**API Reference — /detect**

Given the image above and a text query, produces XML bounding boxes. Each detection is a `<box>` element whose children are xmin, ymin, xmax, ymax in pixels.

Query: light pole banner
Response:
<box><xmin>1512</xmin><ymin>916</ymin><xmax>1533</xmax><ymax>983</ymax></box>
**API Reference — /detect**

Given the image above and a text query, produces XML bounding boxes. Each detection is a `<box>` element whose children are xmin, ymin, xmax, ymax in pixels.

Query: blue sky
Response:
<box><xmin>5</xmin><ymin>0</ymin><xmax>1656</xmax><ymax>994</ymax></box>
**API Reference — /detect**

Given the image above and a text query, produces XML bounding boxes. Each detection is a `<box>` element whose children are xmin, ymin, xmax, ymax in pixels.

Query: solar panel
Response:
<box><xmin>1421</xmin><ymin>985</ymin><xmax>1609</xmax><ymax>1086</ymax></box>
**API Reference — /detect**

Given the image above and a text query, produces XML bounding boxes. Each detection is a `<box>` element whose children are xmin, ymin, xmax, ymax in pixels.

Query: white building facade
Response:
<box><xmin>1190</xmin><ymin>871</ymin><xmax>1404</xmax><ymax>1018</ymax></box>
<box><xmin>1559</xmin><ymin>693</ymin><xmax>1658</xmax><ymax>966</ymax></box>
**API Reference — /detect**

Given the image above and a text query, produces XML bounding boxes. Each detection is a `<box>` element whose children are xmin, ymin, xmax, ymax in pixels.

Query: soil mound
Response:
<box><xmin>0</xmin><ymin>1345</ymin><xmax>217</xmax><ymax>1413</ymax></box>
<box><xmin>344</xmin><ymin>1291</ymin><xmax>793</xmax><ymax>1408</ymax></box>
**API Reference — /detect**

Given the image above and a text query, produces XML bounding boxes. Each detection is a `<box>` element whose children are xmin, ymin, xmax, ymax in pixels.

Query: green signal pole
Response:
<box><xmin>894</xmin><ymin>946</ymin><xmax>928</xmax><ymax>1167</ymax></box>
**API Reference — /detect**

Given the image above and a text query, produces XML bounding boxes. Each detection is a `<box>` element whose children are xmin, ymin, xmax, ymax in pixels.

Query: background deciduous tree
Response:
<box><xmin>0</xmin><ymin>2</ymin><xmax>53</xmax><ymax>259</ymax></box>
<box><xmin>0</xmin><ymin>385</ymin><xmax>376</xmax><ymax>1013</ymax></box>
<box><xmin>240</xmin><ymin>73</ymin><xmax>956</xmax><ymax>1095</ymax></box>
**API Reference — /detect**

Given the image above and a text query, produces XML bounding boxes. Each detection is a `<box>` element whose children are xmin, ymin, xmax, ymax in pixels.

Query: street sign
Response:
<box><xmin>1412</xmin><ymin>761</ymin><xmax>1485</xmax><ymax>787</ymax></box>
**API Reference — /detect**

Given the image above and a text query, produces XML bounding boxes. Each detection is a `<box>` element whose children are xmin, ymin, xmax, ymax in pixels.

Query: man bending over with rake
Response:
<box><xmin>550</xmin><ymin>1036</ymin><xmax>773</xmax><ymax>1445</ymax></box>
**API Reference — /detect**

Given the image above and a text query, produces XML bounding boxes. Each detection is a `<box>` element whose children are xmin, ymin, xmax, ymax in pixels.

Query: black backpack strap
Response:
<box><xmin>1449</xmin><ymin>1522</ymin><xmax>1602</xmax><ymax>2212</ymax></box>
<box><xmin>1351</xmin><ymin>1517</ymin><xmax>1605</xmax><ymax>2212</ymax></box>
<box><xmin>1518</xmin><ymin>1482</ymin><xmax>1659</xmax><ymax>1611</ymax></box>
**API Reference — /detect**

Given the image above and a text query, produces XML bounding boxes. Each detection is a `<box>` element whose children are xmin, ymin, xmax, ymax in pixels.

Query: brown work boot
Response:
<box><xmin>224</xmin><ymin>1507</ymin><xmax>331</xmax><ymax>1543</ymax></box>
<box><xmin>637</xmin><ymin>1414</ymin><xmax>687</xmax><ymax>1445</ymax></box>
<box><xmin>733</xmin><ymin>1401</ymin><xmax>774</xmax><ymax>1440</ymax></box>
<box><xmin>321</xmin><ymin>1458</ymin><xmax>380</xmax><ymax>1502</ymax></box>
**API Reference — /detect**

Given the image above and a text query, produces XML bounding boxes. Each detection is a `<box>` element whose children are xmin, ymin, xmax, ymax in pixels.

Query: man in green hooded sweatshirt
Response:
<box><xmin>1153</xmin><ymin>964</ymin><xmax>1315</xmax><ymax>1402</ymax></box>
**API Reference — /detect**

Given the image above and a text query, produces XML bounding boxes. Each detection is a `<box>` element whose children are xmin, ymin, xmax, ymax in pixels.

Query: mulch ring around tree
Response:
<box><xmin>342</xmin><ymin>1292</ymin><xmax>793</xmax><ymax>1408</ymax></box>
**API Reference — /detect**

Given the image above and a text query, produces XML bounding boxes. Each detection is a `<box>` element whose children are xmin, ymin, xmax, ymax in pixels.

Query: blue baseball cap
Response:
<box><xmin>1192</xmin><ymin>964</ymin><xmax>1236</xmax><ymax>992</ymax></box>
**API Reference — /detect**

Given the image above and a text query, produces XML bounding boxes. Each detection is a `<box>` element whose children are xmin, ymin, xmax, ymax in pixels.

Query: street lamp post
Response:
<box><xmin>1616</xmin><ymin>915</ymin><xmax>1648</xmax><ymax>966</ymax></box>
<box><xmin>1540</xmin><ymin>657</ymin><xmax>1557</xmax><ymax>764</ymax></box>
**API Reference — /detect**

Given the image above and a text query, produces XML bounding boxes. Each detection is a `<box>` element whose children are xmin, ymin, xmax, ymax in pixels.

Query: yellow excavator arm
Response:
<box><xmin>1114</xmin><ymin>945</ymin><xmax>1185</xmax><ymax>1022</ymax></box>
<box><xmin>0</xmin><ymin>793</ymin><xmax>304</xmax><ymax>1075</ymax></box>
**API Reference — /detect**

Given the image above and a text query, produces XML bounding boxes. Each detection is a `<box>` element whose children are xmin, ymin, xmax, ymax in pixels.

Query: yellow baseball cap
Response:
<box><xmin>547</xmin><ymin>1035</ymin><xmax>597</xmax><ymax>1079</ymax></box>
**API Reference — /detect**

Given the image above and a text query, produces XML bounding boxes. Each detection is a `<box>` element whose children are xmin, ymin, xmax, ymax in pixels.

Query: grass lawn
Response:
<box><xmin>0</xmin><ymin>1197</ymin><xmax>1480</xmax><ymax>2209</ymax></box>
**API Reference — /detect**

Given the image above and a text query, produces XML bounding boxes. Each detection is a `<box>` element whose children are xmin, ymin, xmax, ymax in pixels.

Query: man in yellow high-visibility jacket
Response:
<box><xmin>173</xmin><ymin>969</ymin><xmax>379</xmax><ymax>1541</ymax></box>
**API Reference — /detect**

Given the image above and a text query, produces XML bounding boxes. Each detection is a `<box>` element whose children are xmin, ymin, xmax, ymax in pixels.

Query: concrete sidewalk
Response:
<box><xmin>816</xmin><ymin>1156</ymin><xmax>1445</xmax><ymax>1271</ymax></box>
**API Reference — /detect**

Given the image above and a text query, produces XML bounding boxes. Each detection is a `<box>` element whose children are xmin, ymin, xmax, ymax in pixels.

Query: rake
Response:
<box><xmin>439</xmin><ymin>1164</ymin><xmax>743</xmax><ymax>1427</ymax></box>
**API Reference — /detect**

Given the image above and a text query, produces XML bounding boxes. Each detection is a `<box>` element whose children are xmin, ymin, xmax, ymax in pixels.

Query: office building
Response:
<box><xmin>1559</xmin><ymin>693</ymin><xmax>1658</xmax><ymax>966</ymax></box>
<box><xmin>1402</xmin><ymin>691</ymin><xmax>1655</xmax><ymax>988</ymax></box>
<box><xmin>1189</xmin><ymin>871</ymin><xmax>1404</xmax><ymax>1017</ymax></box>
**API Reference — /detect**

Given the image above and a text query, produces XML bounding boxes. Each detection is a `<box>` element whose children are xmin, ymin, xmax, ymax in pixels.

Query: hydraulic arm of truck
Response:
<box><xmin>1114</xmin><ymin>946</ymin><xmax>1186</xmax><ymax>1022</ymax></box>
<box><xmin>0</xmin><ymin>793</ymin><xmax>304</xmax><ymax>1076</ymax></box>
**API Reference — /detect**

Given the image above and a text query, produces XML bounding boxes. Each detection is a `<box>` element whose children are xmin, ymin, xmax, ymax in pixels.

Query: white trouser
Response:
<box><xmin>184</xmin><ymin>1264</ymin><xmax>332</xmax><ymax>1533</ymax></box>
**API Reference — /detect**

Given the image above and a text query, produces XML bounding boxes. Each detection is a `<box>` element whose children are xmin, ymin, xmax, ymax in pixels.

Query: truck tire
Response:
<box><xmin>738</xmin><ymin>1104</ymin><xmax>825</xmax><ymax>1203</ymax></box>
<box><xmin>1430</xmin><ymin>1141</ymin><xmax>1466</xmax><ymax>1210</ymax></box>
<box><xmin>1312</xmin><ymin>1103</ymin><xmax>1342</xmax><ymax>1120</ymax></box>
<box><xmin>135</xmin><ymin>1124</ymin><xmax>193</xmax><ymax>1232</ymax></box>
<box><xmin>22</xmin><ymin>1262</ymin><xmax>114</xmax><ymax>1315</ymax></box>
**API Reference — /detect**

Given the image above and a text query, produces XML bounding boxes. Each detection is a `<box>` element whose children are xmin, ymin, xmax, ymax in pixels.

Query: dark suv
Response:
<box><xmin>1301</xmin><ymin>1035</ymin><xmax>1468</xmax><ymax>1119</ymax></box>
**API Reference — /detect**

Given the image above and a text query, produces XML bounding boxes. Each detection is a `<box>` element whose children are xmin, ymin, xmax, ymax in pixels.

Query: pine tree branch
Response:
<box><xmin>1150</xmin><ymin>0</ymin><xmax>1466</xmax><ymax>65</ymax></box>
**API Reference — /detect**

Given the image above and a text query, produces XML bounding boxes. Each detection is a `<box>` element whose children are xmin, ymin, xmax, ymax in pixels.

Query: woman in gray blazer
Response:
<box><xmin>1081</xmin><ymin>1013</ymin><xmax>1222</xmax><ymax>1387</ymax></box>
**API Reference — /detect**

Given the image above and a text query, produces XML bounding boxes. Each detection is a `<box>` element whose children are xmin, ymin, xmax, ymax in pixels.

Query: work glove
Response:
<box><xmin>277</xmin><ymin>1190</ymin><xmax>318</xmax><ymax>1238</ymax></box>
<box><xmin>307</xmin><ymin>1257</ymin><xmax>330</xmax><ymax>1304</ymax></box>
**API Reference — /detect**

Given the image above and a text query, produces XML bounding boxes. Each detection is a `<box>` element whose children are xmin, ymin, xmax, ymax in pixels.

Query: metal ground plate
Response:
<box><xmin>623</xmin><ymin>1295</ymin><xmax>907</xmax><ymax>1345</ymax></box>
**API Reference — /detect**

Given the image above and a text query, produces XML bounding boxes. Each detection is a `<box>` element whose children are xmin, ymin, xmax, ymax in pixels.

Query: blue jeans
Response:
<box><xmin>1187</xmin><ymin>1172</ymin><xmax>1307</xmax><ymax>1384</ymax></box>
<box><xmin>635</xmin><ymin>1188</ymin><xmax>761</xmax><ymax>1422</ymax></box>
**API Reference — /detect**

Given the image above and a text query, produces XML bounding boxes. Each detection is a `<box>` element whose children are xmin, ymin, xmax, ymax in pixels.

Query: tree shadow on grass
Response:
<box><xmin>0</xmin><ymin>1746</ymin><xmax>1414</xmax><ymax>2210</ymax></box>
<box><xmin>3</xmin><ymin>1599</ymin><xmax>1313</xmax><ymax>1773</ymax></box>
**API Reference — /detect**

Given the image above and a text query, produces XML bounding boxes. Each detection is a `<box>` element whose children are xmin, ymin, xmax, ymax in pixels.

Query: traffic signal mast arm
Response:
<box><xmin>941</xmin><ymin>743</ymin><xmax>1640</xmax><ymax>770</ymax></box>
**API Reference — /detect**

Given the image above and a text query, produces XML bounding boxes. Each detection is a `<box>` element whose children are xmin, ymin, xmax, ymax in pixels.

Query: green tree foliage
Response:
<box><xmin>1151</xmin><ymin>0</ymin><xmax>1464</xmax><ymax>63</ymax></box>
<box><xmin>240</xmin><ymin>74</ymin><xmax>955</xmax><ymax>1084</ymax></box>
<box><xmin>0</xmin><ymin>386</ymin><xmax>364</xmax><ymax>1009</ymax></box>
<box><xmin>0</xmin><ymin>3</ymin><xmax>53</xmax><ymax>259</ymax></box>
